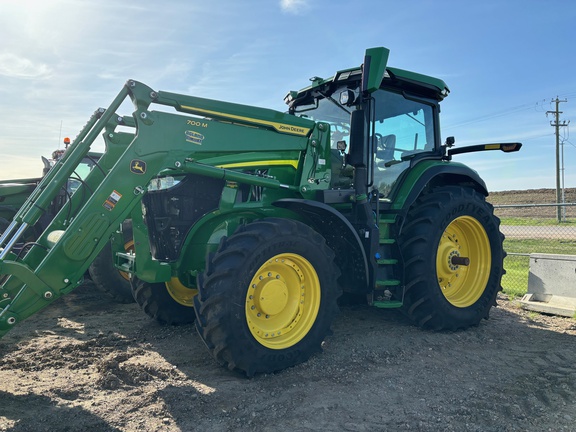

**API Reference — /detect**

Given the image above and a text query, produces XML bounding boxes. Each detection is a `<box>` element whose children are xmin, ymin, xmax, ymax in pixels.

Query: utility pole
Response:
<box><xmin>546</xmin><ymin>97</ymin><xmax>569</xmax><ymax>222</ymax></box>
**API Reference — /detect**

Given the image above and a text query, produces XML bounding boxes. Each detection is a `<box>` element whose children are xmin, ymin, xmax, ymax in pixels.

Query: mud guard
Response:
<box><xmin>393</xmin><ymin>162</ymin><xmax>489</xmax><ymax>219</ymax></box>
<box><xmin>273</xmin><ymin>198</ymin><xmax>369</xmax><ymax>293</ymax></box>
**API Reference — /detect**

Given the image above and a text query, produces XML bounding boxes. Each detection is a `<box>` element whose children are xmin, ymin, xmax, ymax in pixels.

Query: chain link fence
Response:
<box><xmin>491</xmin><ymin>200</ymin><xmax>576</xmax><ymax>297</ymax></box>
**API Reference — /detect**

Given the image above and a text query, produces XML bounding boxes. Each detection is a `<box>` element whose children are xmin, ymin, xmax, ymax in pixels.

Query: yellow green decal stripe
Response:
<box><xmin>181</xmin><ymin>105</ymin><xmax>311</xmax><ymax>137</ymax></box>
<box><xmin>216</xmin><ymin>160</ymin><xmax>299</xmax><ymax>170</ymax></box>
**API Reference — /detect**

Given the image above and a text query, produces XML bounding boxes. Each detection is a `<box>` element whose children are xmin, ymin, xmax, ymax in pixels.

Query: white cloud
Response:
<box><xmin>280</xmin><ymin>0</ymin><xmax>309</xmax><ymax>14</ymax></box>
<box><xmin>0</xmin><ymin>53</ymin><xmax>52</xmax><ymax>79</ymax></box>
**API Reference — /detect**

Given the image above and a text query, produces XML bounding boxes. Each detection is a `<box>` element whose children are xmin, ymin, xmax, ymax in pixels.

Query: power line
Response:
<box><xmin>564</xmin><ymin>138</ymin><xmax>576</xmax><ymax>150</ymax></box>
<box><xmin>444</xmin><ymin>102</ymin><xmax>537</xmax><ymax>129</ymax></box>
<box><xmin>443</xmin><ymin>92</ymin><xmax>576</xmax><ymax>131</ymax></box>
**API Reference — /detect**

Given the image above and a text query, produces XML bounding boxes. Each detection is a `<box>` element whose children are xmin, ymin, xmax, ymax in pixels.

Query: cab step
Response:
<box><xmin>377</xmin><ymin>258</ymin><xmax>398</xmax><ymax>265</ymax></box>
<box><xmin>375</xmin><ymin>279</ymin><xmax>400</xmax><ymax>287</ymax></box>
<box><xmin>372</xmin><ymin>300</ymin><xmax>403</xmax><ymax>309</ymax></box>
<box><xmin>379</xmin><ymin>238</ymin><xmax>396</xmax><ymax>245</ymax></box>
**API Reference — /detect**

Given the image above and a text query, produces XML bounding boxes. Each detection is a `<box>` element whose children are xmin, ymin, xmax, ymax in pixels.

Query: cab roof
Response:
<box><xmin>286</xmin><ymin>64</ymin><xmax>450</xmax><ymax>105</ymax></box>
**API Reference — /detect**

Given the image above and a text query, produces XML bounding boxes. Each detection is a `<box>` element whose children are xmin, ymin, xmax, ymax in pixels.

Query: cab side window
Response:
<box><xmin>372</xmin><ymin>90</ymin><xmax>436</xmax><ymax>198</ymax></box>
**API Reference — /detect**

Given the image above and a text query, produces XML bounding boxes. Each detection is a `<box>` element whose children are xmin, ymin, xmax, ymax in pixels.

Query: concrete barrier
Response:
<box><xmin>520</xmin><ymin>253</ymin><xmax>576</xmax><ymax>317</ymax></box>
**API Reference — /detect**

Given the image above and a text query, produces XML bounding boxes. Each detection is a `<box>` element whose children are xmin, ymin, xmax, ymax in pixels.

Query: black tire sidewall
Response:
<box><xmin>401</xmin><ymin>186</ymin><xmax>503</xmax><ymax>329</ymax></box>
<box><xmin>196</xmin><ymin>218</ymin><xmax>340</xmax><ymax>375</ymax></box>
<box><xmin>231</xmin><ymin>233</ymin><xmax>333</xmax><ymax>367</ymax></box>
<box><xmin>131</xmin><ymin>277</ymin><xmax>196</xmax><ymax>325</ymax></box>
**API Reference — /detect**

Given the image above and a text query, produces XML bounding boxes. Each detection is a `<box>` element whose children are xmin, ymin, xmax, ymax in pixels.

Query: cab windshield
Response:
<box><xmin>293</xmin><ymin>87</ymin><xmax>355</xmax><ymax>150</ymax></box>
<box><xmin>294</xmin><ymin>86</ymin><xmax>437</xmax><ymax>198</ymax></box>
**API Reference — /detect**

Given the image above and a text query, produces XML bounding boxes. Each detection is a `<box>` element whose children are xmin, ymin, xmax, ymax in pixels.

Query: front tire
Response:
<box><xmin>194</xmin><ymin>218</ymin><xmax>341</xmax><ymax>376</ymax></box>
<box><xmin>131</xmin><ymin>277</ymin><xmax>197</xmax><ymax>325</ymax></box>
<box><xmin>399</xmin><ymin>186</ymin><xmax>504</xmax><ymax>330</ymax></box>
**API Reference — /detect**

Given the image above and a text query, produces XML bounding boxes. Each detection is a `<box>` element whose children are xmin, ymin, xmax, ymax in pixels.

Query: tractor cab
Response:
<box><xmin>286</xmin><ymin>53</ymin><xmax>448</xmax><ymax>200</ymax></box>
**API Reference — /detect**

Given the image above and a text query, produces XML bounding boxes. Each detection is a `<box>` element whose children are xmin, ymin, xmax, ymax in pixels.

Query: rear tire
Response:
<box><xmin>89</xmin><ymin>220</ymin><xmax>135</xmax><ymax>304</ymax></box>
<box><xmin>399</xmin><ymin>185</ymin><xmax>504</xmax><ymax>330</ymax></box>
<box><xmin>194</xmin><ymin>218</ymin><xmax>340</xmax><ymax>376</ymax></box>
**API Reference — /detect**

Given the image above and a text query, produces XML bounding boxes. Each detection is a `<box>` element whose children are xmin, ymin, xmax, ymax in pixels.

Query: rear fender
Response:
<box><xmin>391</xmin><ymin>161</ymin><xmax>488</xmax><ymax>232</ymax></box>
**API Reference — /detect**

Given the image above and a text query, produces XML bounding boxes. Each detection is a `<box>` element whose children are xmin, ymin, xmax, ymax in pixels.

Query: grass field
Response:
<box><xmin>500</xmin><ymin>217</ymin><xmax>576</xmax><ymax>226</ymax></box>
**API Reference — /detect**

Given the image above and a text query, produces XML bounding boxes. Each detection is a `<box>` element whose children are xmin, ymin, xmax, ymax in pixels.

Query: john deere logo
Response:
<box><xmin>185</xmin><ymin>130</ymin><xmax>205</xmax><ymax>145</ymax></box>
<box><xmin>130</xmin><ymin>159</ymin><xmax>147</xmax><ymax>175</ymax></box>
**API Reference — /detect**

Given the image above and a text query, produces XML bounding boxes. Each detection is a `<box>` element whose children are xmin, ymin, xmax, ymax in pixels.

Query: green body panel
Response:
<box><xmin>158</xmin><ymin>88</ymin><xmax>315</xmax><ymax>134</ymax></box>
<box><xmin>0</xmin><ymin>180</ymin><xmax>38</xmax><ymax>196</ymax></box>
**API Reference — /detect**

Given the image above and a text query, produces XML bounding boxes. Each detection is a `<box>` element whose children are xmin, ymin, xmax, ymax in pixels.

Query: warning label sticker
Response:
<box><xmin>103</xmin><ymin>190</ymin><xmax>122</xmax><ymax>211</ymax></box>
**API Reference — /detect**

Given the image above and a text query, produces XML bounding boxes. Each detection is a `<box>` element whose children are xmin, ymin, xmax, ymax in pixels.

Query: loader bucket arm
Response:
<box><xmin>0</xmin><ymin>80</ymin><xmax>316</xmax><ymax>337</ymax></box>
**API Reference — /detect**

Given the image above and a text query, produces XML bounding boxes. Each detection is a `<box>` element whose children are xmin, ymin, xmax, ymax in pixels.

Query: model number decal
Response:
<box><xmin>103</xmin><ymin>190</ymin><xmax>122</xmax><ymax>211</ymax></box>
<box><xmin>187</xmin><ymin>120</ymin><xmax>208</xmax><ymax>128</ymax></box>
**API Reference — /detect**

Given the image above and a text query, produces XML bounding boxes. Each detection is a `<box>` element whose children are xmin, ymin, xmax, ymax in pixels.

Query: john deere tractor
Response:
<box><xmin>0</xmin><ymin>47</ymin><xmax>520</xmax><ymax>376</ymax></box>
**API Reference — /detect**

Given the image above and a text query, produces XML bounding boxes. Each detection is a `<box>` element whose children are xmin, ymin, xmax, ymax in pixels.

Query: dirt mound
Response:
<box><xmin>488</xmin><ymin>188</ymin><xmax>576</xmax><ymax>218</ymax></box>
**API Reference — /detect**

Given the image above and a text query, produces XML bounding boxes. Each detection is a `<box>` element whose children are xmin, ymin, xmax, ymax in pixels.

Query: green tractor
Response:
<box><xmin>0</xmin><ymin>147</ymin><xmax>134</xmax><ymax>303</ymax></box>
<box><xmin>0</xmin><ymin>47</ymin><xmax>520</xmax><ymax>376</ymax></box>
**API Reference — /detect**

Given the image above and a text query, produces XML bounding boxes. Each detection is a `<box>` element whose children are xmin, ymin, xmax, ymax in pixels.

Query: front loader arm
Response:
<box><xmin>0</xmin><ymin>81</ymin><xmax>198</xmax><ymax>336</ymax></box>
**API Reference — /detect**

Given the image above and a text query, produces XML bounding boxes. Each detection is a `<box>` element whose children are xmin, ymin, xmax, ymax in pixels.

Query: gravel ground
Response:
<box><xmin>1</xmin><ymin>281</ymin><xmax>576</xmax><ymax>432</ymax></box>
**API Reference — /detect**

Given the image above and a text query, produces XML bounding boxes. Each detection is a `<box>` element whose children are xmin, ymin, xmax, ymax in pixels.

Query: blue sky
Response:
<box><xmin>1</xmin><ymin>0</ymin><xmax>575</xmax><ymax>192</ymax></box>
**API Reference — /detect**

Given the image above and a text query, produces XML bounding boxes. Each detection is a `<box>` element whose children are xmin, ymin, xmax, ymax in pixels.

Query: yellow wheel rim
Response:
<box><xmin>118</xmin><ymin>239</ymin><xmax>135</xmax><ymax>282</ymax></box>
<box><xmin>166</xmin><ymin>277</ymin><xmax>198</xmax><ymax>307</ymax></box>
<box><xmin>246</xmin><ymin>253</ymin><xmax>321</xmax><ymax>350</ymax></box>
<box><xmin>436</xmin><ymin>216</ymin><xmax>491</xmax><ymax>308</ymax></box>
